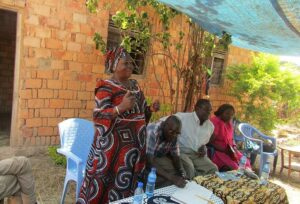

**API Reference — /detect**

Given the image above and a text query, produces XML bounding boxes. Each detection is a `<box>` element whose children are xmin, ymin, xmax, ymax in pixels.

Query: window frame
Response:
<box><xmin>209</xmin><ymin>49</ymin><xmax>228</xmax><ymax>86</ymax></box>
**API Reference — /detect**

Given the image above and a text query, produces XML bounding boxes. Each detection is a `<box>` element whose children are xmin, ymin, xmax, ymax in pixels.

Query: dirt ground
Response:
<box><xmin>0</xmin><ymin>146</ymin><xmax>299</xmax><ymax>204</ymax></box>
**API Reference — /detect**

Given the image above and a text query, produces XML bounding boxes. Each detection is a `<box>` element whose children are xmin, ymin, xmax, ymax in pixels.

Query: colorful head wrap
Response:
<box><xmin>105</xmin><ymin>47</ymin><xmax>130</xmax><ymax>73</ymax></box>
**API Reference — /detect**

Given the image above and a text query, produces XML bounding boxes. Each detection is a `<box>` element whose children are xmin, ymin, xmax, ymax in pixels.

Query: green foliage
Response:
<box><xmin>146</xmin><ymin>98</ymin><xmax>172</xmax><ymax>122</ymax></box>
<box><xmin>226</xmin><ymin>54</ymin><xmax>300</xmax><ymax>133</ymax></box>
<box><xmin>94</xmin><ymin>32</ymin><xmax>106</xmax><ymax>53</ymax></box>
<box><xmin>48</xmin><ymin>146</ymin><xmax>66</xmax><ymax>167</ymax></box>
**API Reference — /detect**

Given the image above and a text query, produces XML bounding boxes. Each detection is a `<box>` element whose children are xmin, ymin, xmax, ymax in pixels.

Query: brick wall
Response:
<box><xmin>210</xmin><ymin>46</ymin><xmax>255</xmax><ymax>112</ymax></box>
<box><xmin>0</xmin><ymin>9</ymin><xmax>16</xmax><ymax>114</ymax></box>
<box><xmin>1</xmin><ymin>0</ymin><xmax>254</xmax><ymax>146</ymax></box>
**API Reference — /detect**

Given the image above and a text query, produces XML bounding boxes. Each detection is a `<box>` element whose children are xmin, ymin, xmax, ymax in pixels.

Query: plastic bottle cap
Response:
<box><xmin>151</xmin><ymin>167</ymin><xmax>156</xmax><ymax>172</ymax></box>
<box><xmin>137</xmin><ymin>182</ymin><xmax>143</xmax><ymax>187</ymax></box>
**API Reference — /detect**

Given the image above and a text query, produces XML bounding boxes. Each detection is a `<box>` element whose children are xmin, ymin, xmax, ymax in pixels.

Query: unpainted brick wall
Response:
<box><xmin>1</xmin><ymin>0</ymin><xmax>254</xmax><ymax>146</ymax></box>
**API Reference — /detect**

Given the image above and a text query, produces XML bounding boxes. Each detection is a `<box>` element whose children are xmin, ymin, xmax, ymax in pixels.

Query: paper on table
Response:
<box><xmin>171</xmin><ymin>181</ymin><xmax>213</xmax><ymax>204</ymax></box>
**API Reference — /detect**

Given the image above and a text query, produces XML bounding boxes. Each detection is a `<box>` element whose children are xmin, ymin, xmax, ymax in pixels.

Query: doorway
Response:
<box><xmin>0</xmin><ymin>9</ymin><xmax>17</xmax><ymax>146</ymax></box>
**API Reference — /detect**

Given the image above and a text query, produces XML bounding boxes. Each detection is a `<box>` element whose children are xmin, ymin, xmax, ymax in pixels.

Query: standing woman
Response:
<box><xmin>209</xmin><ymin>104</ymin><xmax>251</xmax><ymax>171</ymax></box>
<box><xmin>77</xmin><ymin>47</ymin><xmax>159</xmax><ymax>204</ymax></box>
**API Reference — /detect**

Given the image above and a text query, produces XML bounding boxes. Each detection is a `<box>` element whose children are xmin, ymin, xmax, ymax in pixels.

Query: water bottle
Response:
<box><xmin>237</xmin><ymin>154</ymin><xmax>247</xmax><ymax>175</ymax></box>
<box><xmin>260</xmin><ymin>162</ymin><xmax>270</xmax><ymax>185</ymax></box>
<box><xmin>133</xmin><ymin>182</ymin><xmax>144</xmax><ymax>204</ymax></box>
<box><xmin>145</xmin><ymin>167</ymin><xmax>157</xmax><ymax>198</ymax></box>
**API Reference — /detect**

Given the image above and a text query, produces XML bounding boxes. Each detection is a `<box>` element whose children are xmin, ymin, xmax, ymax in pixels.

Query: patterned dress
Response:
<box><xmin>77</xmin><ymin>79</ymin><xmax>151</xmax><ymax>204</ymax></box>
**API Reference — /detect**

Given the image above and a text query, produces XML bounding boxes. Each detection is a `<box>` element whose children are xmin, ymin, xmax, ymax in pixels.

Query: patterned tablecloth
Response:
<box><xmin>194</xmin><ymin>173</ymin><xmax>289</xmax><ymax>204</ymax></box>
<box><xmin>110</xmin><ymin>184</ymin><xmax>224</xmax><ymax>204</ymax></box>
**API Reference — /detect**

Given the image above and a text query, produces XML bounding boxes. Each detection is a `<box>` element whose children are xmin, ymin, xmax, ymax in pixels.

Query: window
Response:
<box><xmin>106</xmin><ymin>17</ymin><xmax>146</xmax><ymax>75</ymax></box>
<box><xmin>210</xmin><ymin>50</ymin><xmax>227</xmax><ymax>85</ymax></box>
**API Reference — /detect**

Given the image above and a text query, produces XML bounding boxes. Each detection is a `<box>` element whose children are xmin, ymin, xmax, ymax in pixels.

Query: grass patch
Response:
<box><xmin>48</xmin><ymin>146</ymin><xmax>66</xmax><ymax>167</ymax></box>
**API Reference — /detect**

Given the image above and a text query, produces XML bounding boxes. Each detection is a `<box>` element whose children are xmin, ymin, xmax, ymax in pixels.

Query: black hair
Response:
<box><xmin>214</xmin><ymin>104</ymin><xmax>235</xmax><ymax>116</ymax></box>
<box><xmin>194</xmin><ymin>99</ymin><xmax>211</xmax><ymax>109</ymax></box>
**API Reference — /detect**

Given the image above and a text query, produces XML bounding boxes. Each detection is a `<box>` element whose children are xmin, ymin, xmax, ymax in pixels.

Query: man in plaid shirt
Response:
<box><xmin>146</xmin><ymin>115</ymin><xmax>186</xmax><ymax>188</ymax></box>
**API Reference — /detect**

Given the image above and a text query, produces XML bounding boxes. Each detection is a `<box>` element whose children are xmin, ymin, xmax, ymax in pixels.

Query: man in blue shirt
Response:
<box><xmin>146</xmin><ymin>115</ymin><xmax>186</xmax><ymax>188</ymax></box>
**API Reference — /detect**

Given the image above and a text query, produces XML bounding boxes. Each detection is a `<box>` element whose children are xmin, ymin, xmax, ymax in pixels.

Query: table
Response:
<box><xmin>278</xmin><ymin>145</ymin><xmax>300</xmax><ymax>178</ymax></box>
<box><xmin>194</xmin><ymin>173</ymin><xmax>289</xmax><ymax>204</ymax></box>
<box><xmin>110</xmin><ymin>184</ymin><xmax>224</xmax><ymax>204</ymax></box>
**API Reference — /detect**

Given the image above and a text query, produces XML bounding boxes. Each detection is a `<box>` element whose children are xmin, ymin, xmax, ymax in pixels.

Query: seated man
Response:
<box><xmin>0</xmin><ymin>156</ymin><xmax>37</xmax><ymax>204</ymax></box>
<box><xmin>146</xmin><ymin>115</ymin><xmax>187</xmax><ymax>188</ymax></box>
<box><xmin>175</xmin><ymin>99</ymin><xmax>218</xmax><ymax>179</ymax></box>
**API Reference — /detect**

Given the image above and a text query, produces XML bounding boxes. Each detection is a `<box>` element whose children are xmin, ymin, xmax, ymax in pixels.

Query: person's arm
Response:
<box><xmin>170</xmin><ymin>155</ymin><xmax>186</xmax><ymax>178</ymax></box>
<box><xmin>197</xmin><ymin>145</ymin><xmax>207</xmax><ymax>157</ymax></box>
<box><xmin>147</xmin><ymin>155</ymin><xmax>186</xmax><ymax>188</ymax></box>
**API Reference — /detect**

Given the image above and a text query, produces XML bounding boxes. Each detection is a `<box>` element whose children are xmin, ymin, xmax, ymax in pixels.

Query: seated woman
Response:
<box><xmin>209</xmin><ymin>104</ymin><xmax>251</xmax><ymax>171</ymax></box>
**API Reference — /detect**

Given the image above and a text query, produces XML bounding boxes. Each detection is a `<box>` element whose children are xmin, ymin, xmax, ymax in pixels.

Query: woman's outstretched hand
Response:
<box><xmin>150</xmin><ymin>99</ymin><xmax>160</xmax><ymax>112</ymax></box>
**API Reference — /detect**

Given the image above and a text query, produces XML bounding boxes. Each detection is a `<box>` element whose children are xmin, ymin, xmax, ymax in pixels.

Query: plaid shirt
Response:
<box><xmin>146</xmin><ymin>121</ymin><xmax>180</xmax><ymax>157</ymax></box>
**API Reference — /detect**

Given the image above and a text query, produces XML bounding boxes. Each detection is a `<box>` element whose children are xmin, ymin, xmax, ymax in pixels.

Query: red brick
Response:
<box><xmin>45</xmin><ymin>39</ymin><xmax>63</xmax><ymax>49</ymax></box>
<box><xmin>38</xmin><ymin>127</ymin><xmax>53</xmax><ymax>136</ymax></box>
<box><xmin>32</xmin><ymin>4</ymin><xmax>50</xmax><ymax>16</ymax></box>
<box><xmin>78</xmin><ymin>53</ymin><xmax>97</xmax><ymax>63</ymax></box>
<box><xmin>32</xmin><ymin>48</ymin><xmax>51</xmax><ymax>58</ymax></box>
<box><xmin>25</xmin><ymin>79</ymin><xmax>42</xmax><ymax>88</ymax></box>
<box><xmin>21</xmin><ymin>127</ymin><xmax>34</xmax><ymax>137</ymax></box>
<box><xmin>24</xmin><ymin>57</ymin><xmax>38</xmax><ymax>68</ymax></box>
<box><xmin>28</xmin><ymin>99</ymin><xmax>44</xmax><ymax>108</ymax></box>
<box><xmin>67</xmin><ymin>42</ymin><xmax>81</xmax><ymax>52</ymax></box>
<box><xmin>19</xmin><ymin>90</ymin><xmax>32</xmax><ymax>99</ymax></box>
<box><xmin>78</xmin><ymin>74</ymin><xmax>92</xmax><ymax>82</ymax></box>
<box><xmin>24</xmin><ymin>36</ymin><xmax>41</xmax><ymax>48</ymax></box>
<box><xmin>68</xmin><ymin>100</ymin><xmax>82</xmax><ymax>108</ymax></box>
<box><xmin>68</xmin><ymin>81</ymin><xmax>81</xmax><ymax>90</ymax></box>
<box><xmin>15</xmin><ymin>0</ymin><xmax>26</xmax><ymax>7</ymax></box>
<box><xmin>25</xmin><ymin>15</ymin><xmax>39</xmax><ymax>25</ymax></box>
<box><xmin>26</xmin><ymin>118</ymin><xmax>42</xmax><ymax>127</ymax></box>
<box><xmin>38</xmin><ymin>89</ymin><xmax>54</xmax><ymax>98</ymax></box>
<box><xmin>77</xmin><ymin>91</ymin><xmax>91</xmax><ymax>100</ymax></box>
<box><xmin>75</xmin><ymin>33</ymin><xmax>86</xmax><ymax>43</ymax></box>
<box><xmin>47</xmin><ymin>117</ymin><xmax>62</xmax><ymax>126</ymax></box>
<box><xmin>49</xmin><ymin>100</ymin><xmax>64</xmax><ymax>109</ymax></box>
<box><xmin>73</xmin><ymin>13</ymin><xmax>87</xmax><ymax>24</ymax></box>
<box><xmin>59</xmin><ymin>90</ymin><xmax>74</xmax><ymax>99</ymax></box>
<box><xmin>86</xmin><ymin>101</ymin><xmax>94</xmax><ymax>109</ymax></box>
<box><xmin>51</xmin><ymin>60</ymin><xmax>64</xmax><ymax>69</ymax></box>
<box><xmin>47</xmin><ymin>18</ymin><xmax>60</xmax><ymax>28</ymax></box>
<box><xmin>67</xmin><ymin>61</ymin><xmax>82</xmax><ymax>71</ymax></box>
<box><xmin>47</xmin><ymin>80</ymin><xmax>62</xmax><ymax>89</ymax></box>
<box><xmin>19</xmin><ymin>109</ymin><xmax>29</xmax><ymax>119</ymax></box>
<box><xmin>37</xmin><ymin>70</ymin><xmax>53</xmax><ymax>79</ymax></box>
<box><xmin>79</xmin><ymin>110</ymin><xmax>92</xmax><ymax>118</ymax></box>
<box><xmin>61</xmin><ymin>109</ymin><xmax>74</xmax><ymax>117</ymax></box>
<box><xmin>39</xmin><ymin>108</ymin><xmax>55</xmax><ymax>117</ymax></box>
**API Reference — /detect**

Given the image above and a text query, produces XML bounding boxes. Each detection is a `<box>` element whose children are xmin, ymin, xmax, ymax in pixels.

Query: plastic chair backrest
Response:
<box><xmin>58</xmin><ymin>118</ymin><xmax>94</xmax><ymax>166</ymax></box>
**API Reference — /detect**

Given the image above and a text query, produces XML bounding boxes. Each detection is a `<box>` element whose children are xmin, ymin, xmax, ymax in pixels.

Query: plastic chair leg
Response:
<box><xmin>60</xmin><ymin>179</ymin><xmax>69</xmax><ymax>204</ymax></box>
<box><xmin>259</xmin><ymin>154</ymin><xmax>270</xmax><ymax>177</ymax></box>
<box><xmin>76</xmin><ymin>178</ymin><xmax>83</xmax><ymax>201</ymax></box>
<box><xmin>273</xmin><ymin>154</ymin><xmax>278</xmax><ymax>175</ymax></box>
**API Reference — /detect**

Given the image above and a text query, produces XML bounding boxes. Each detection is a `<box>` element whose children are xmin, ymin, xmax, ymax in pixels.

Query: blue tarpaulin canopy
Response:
<box><xmin>157</xmin><ymin>0</ymin><xmax>300</xmax><ymax>56</ymax></box>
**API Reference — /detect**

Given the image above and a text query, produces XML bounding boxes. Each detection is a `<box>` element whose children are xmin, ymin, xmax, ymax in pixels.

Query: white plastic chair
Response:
<box><xmin>57</xmin><ymin>118</ymin><xmax>94</xmax><ymax>204</ymax></box>
<box><xmin>238</xmin><ymin>123</ymin><xmax>278</xmax><ymax>176</ymax></box>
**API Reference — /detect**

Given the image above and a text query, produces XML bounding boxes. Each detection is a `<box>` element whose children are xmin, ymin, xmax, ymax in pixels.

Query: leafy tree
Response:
<box><xmin>226</xmin><ymin>54</ymin><xmax>300</xmax><ymax>133</ymax></box>
<box><xmin>87</xmin><ymin>0</ymin><xmax>231</xmax><ymax>112</ymax></box>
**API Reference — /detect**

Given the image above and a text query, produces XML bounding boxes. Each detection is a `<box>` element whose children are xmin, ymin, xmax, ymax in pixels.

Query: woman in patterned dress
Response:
<box><xmin>77</xmin><ymin>47</ymin><xmax>159</xmax><ymax>204</ymax></box>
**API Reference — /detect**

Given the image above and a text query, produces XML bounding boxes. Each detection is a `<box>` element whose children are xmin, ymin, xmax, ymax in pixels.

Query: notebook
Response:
<box><xmin>171</xmin><ymin>181</ymin><xmax>213</xmax><ymax>204</ymax></box>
